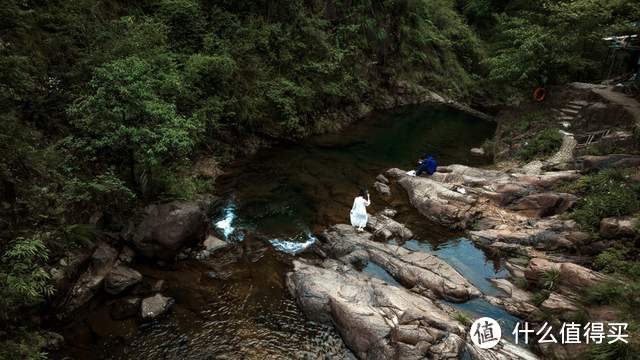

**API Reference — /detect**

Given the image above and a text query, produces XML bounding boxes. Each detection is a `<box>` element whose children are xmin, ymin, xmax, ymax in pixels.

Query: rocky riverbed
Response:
<box><xmin>49</xmin><ymin>90</ymin><xmax>640</xmax><ymax>359</ymax></box>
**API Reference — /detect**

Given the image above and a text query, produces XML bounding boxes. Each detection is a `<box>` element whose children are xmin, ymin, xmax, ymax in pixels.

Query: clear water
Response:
<box><xmin>403</xmin><ymin>238</ymin><xmax>509</xmax><ymax>297</ymax></box>
<box><xmin>56</xmin><ymin>105</ymin><xmax>511</xmax><ymax>359</ymax></box>
<box><xmin>361</xmin><ymin>262</ymin><xmax>402</xmax><ymax>287</ymax></box>
<box><xmin>214</xmin><ymin>104</ymin><xmax>495</xmax><ymax>249</ymax></box>
<box><xmin>401</xmin><ymin>238</ymin><xmax>521</xmax><ymax>340</ymax></box>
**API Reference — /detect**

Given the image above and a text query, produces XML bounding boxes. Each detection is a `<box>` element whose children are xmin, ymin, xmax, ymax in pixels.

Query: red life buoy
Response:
<box><xmin>533</xmin><ymin>87</ymin><xmax>547</xmax><ymax>102</ymax></box>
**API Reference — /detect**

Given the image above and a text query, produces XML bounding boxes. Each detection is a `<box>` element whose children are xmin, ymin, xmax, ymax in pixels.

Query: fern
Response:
<box><xmin>1</xmin><ymin>233</ymin><xmax>55</xmax><ymax>314</ymax></box>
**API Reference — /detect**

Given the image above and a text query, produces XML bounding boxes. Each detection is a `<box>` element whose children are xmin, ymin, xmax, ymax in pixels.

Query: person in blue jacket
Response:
<box><xmin>416</xmin><ymin>154</ymin><xmax>437</xmax><ymax>176</ymax></box>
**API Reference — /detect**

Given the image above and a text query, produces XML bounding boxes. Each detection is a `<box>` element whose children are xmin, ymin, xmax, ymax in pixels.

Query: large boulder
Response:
<box><xmin>59</xmin><ymin>241</ymin><xmax>119</xmax><ymax>317</ymax></box>
<box><xmin>599</xmin><ymin>217</ymin><xmax>638</xmax><ymax>239</ymax></box>
<box><xmin>558</xmin><ymin>262</ymin><xmax>609</xmax><ymax>293</ymax></box>
<box><xmin>508</xmin><ymin>192</ymin><xmax>577</xmax><ymax>218</ymax></box>
<box><xmin>104</xmin><ymin>265</ymin><xmax>143</xmax><ymax>295</ymax></box>
<box><xmin>391</xmin><ymin>171</ymin><xmax>477</xmax><ymax>229</ymax></box>
<box><xmin>141</xmin><ymin>293</ymin><xmax>175</xmax><ymax>320</ymax></box>
<box><xmin>128</xmin><ymin>200</ymin><xmax>210</xmax><ymax>260</ymax></box>
<box><xmin>524</xmin><ymin>258</ymin><xmax>560</xmax><ymax>286</ymax></box>
<box><xmin>430</xmin><ymin>165</ymin><xmax>511</xmax><ymax>187</ymax></box>
<box><xmin>286</xmin><ymin>260</ymin><xmax>466</xmax><ymax>359</ymax></box>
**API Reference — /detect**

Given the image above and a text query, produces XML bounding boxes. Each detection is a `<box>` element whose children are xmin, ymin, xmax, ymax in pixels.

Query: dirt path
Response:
<box><xmin>591</xmin><ymin>85</ymin><xmax>640</xmax><ymax>125</ymax></box>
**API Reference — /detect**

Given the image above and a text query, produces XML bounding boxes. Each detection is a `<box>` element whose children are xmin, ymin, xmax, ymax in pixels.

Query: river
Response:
<box><xmin>56</xmin><ymin>105</ymin><xmax>524</xmax><ymax>359</ymax></box>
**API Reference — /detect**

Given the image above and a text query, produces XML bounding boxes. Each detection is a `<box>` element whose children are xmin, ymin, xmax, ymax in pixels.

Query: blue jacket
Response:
<box><xmin>416</xmin><ymin>156</ymin><xmax>437</xmax><ymax>176</ymax></box>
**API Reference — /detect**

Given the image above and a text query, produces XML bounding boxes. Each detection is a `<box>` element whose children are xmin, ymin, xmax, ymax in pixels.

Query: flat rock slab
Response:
<box><xmin>321</xmin><ymin>224</ymin><xmax>480</xmax><ymax>302</ymax></box>
<box><xmin>287</xmin><ymin>260</ymin><xmax>466</xmax><ymax>359</ymax></box>
<box><xmin>469</xmin><ymin>218</ymin><xmax>586</xmax><ymax>252</ymax></box>
<box><xmin>508</xmin><ymin>192</ymin><xmax>577</xmax><ymax>218</ymax></box>
<box><xmin>203</xmin><ymin>235</ymin><xmax>229</xmax><ymax>252</ymax></box>
<box><xmin>367</xmin><ymin>214</ymin><xmax>412</xmax><ymax>240</ymax></box>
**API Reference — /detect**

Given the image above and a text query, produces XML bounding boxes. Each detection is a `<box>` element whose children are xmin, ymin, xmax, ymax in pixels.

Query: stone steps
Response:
<box><xmin>560</xmin><ymin>108</ymin><xmax>580</xmax><ymax>115</ymax></box>
<box><xmin>568</xmin><ymin>100</ymin><xmax>588</xmax><ymax>106</ymax></box>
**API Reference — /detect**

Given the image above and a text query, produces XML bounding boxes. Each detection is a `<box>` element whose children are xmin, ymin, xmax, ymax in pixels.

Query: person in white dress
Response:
<box><xmin>350</xmin><ymin>189</ymin><xmax>370</xmax><ymax>231</ymax></box>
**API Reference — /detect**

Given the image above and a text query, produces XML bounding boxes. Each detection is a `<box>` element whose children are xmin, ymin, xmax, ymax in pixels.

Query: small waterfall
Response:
<box><xmin>269</xmin><ymin>233</ymin><xmax>317</xmax><ymax>255</ymax></box>
<box><xmin>214</xmin><ymin>202</ymin><xmax>238</xmax><ymax>240</ymax></box>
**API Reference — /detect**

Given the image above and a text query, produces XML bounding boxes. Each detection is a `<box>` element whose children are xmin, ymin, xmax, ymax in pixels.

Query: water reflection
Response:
<box><xmin>56</xmin><ymin>105</ymin><xmax>497</xmax><ymax>359</ymax></box>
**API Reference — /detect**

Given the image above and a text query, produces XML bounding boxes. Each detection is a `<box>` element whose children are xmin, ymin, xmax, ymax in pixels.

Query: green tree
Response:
<box><xmin>68</xmin><ymin>55</ymin><xmax>200</xmax><ymax>186</ymax></box>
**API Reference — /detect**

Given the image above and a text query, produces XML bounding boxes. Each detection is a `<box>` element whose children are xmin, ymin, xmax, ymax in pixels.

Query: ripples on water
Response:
<box><xmin>56</xmin><ymin>106</ymin><xmax>499</xmax><ymax>359</ymax></box>
<box><xmin>115</xmin><ymin>286</ymin><xmax>350</xmax><ymax>359</ymax></box>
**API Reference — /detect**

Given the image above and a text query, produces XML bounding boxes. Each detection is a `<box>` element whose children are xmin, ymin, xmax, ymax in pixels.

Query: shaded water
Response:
<box><xmin>56</xmin><ymin>105</ymin><xmax>524</xmax><ymax>359</ymax></box>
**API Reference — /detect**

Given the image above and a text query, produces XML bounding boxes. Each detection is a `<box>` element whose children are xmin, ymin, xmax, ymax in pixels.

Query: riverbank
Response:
<box><xmin>361</xmin><ymin>83</ymin><xmax>640</xmax><ymax>358</ymax></box>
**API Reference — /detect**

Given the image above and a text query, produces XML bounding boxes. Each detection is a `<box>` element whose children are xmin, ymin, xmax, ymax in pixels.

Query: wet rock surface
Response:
<box><xmin>387</xmin><ymin>169</ymin><xmax>477</xmax><ymax>229</ymax></box>
<box><xmin>320</xmin><ymin>224</ymin><xmax>480</xmax><ymax>302</ymax></box>
<box><xmin>287</xmin><ymin>259</ymin><xmax>467</xmax><ymax>359</ymax></box>
<box><xmin>104</xmin><ymin>265</ymin><xmax>143</xmax><ymax>295</ymax></box>
<box><xmin>59</xmin><ymin>241</ymin><xmax>119</xmax><ymax>317</ymax></box>
<box><xmin>127</xmin><ymin>200</ymin><xmax>211</xmax><ymax>260</ymax></box>
<box><xmin>141</xmin><ymin>293</ymin><xmax>175</xmax><ymax>320</ymax></box>
<box><xmin>373</xmin><ymin>181</ymin><xmax>391</xmax><ymax>196</ymax></box>
<box><xmin>366</xmin><ymin>213</ymin><xmax>413</xmax><ymax>241</ymax></box>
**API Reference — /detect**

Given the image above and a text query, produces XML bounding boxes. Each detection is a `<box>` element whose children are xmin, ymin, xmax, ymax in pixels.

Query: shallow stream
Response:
<box><xmin>57</xmin><ymin>105</ymin><xmax>525</xmax><ymax>359</ymax></box>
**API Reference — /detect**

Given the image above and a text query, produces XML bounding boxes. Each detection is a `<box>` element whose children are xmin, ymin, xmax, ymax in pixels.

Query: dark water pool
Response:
<box><xmin>56</xmin><ymin>105</ymin><xmax>521</xmax><ymax>359</ymax></box>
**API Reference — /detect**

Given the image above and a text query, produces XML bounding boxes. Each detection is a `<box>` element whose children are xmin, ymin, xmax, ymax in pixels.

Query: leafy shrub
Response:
<box><xmin>452</xmin><ymin>311</ymin><xmax>472</xmax><ymax>327</ymax></box>
<box><xmin>542</xmin><ymin>269</ymin><xmax>560</xmax><ymax>291</ymax></box>
<box><xmin>586</xmin><ymin>341</ymin><xmax>636</xmax><ymax>360</ymax></box>
<box><xmin>568</xmin><ymin>170</ymin><xmax>640</xmax><ymax>231</ymax></box>
<box><xmin>517</xmin><ymin>128</ymin><xmax>562</xmax><ymax>161</ymax></box>
<box><xmin>0</xmin><ymin>233</ymin><xmax>54</xmax><ymax>318</ymax></box>
<box><xmin>0</xmin><ymin>329</ymin><xmax>47</xmax><ymax>360</ymax></box>
<box><xmin>61</xmin><ymin>171</ymin><xmax>135</xmax><ymax>223</ymax></box>
<box><xmin>513</xmin><ymin>276</ymin><xmax>529</xmax><ymax>290</ymax></box>
<box><xmin>151</xmin><ymin>164</ymin><xmax>214</xmax><ymax>201</ymax></box>
<box><xmin>594</xmin><ymin>247</ymin><xmax>640</xmax><ymax>279</ymax></box>
<box><xmin>532</xmin><ymin>291</ymin><xmax>550</xmax><ymax>306</ymax></box>
<box><xmin>481</xmin><ymin>138</ymin><xmax>495</xmax><ymax>158</ymax></box>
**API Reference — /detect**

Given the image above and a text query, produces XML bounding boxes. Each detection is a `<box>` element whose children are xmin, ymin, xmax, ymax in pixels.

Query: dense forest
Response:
<box><xmin>1</xmin><ymin>0</ymin><xmax>639</xmax><ymax>358</ymax></box>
